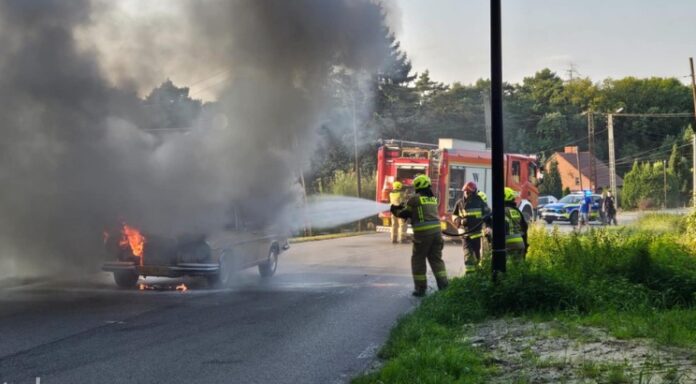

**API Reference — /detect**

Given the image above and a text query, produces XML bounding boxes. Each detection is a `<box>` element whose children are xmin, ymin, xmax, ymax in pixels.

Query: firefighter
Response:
<box><xmin>453</xmin><ymin>181</ymin><xmax>491</xmax><ymax>268</ymax></box>
<box><xmin>504</xmin><ymin>187</ymin><xmax>528</xmax><ymax>258</ymax></box>
<box><xmin>389</xmin><ymin>181</ymin><xmax>407</xmax><ymax>244</ymax></box>
<box><xmin>477</xmin><ymin>190</ymin><xmax>491</xmax><ymax>256</ymax></box>
<box><xmin>391</xmin><ymin>174</ymin><xmax>448</xmax><ymax>297</ymax></box>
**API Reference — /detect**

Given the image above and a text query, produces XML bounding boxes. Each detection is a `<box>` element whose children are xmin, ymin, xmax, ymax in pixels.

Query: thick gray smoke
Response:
<box><xmin>0</xmin><ymin>0</ymin><xmax>392</xmax><ymax>278</ymax></box>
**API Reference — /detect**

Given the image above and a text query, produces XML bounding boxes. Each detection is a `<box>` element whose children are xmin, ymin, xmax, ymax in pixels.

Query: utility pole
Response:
<box><xmin>350</xmin><ymin>86</ymin><xmax>362</xmax><ymax>232</ymax></box>
<box><xmin>575</xmin><ymin>149</ymin><xmax>584</xmax><ymax>191</ymax></box>
<box><xmin>608</xmin><ymin>114</ymin><xmax>618</xmax><ymax>207</ymax></box>
<box><xmin>663</xmin><ymin>159</ymin><xmax>668</xmax><ymax>209</ymax></box>
<box><xmin>490</xmin><ymin>0</ymin><xmax>506</xmax><ymax>278</ymax></box>
<box><xmin>482</xmin><ymin>90</ymin><xmax>492</xmax><ymax>149</ymax></box>
<box><xmin>690</xmin><ymin>58</ymin><xmax>696</xmax><ymax>208</ymax></box>
<box><xmin>587</xmin><ymin>111</ymin><xmax>597</xmax><ymax>190</ymax></box>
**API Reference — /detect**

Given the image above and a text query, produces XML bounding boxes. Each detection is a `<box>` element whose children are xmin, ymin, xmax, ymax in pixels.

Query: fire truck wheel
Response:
<box><xmin>258</xmin><ymin>246</ymin><xmax>278</xmax><ymax>278</ymax></box>
<box><xmin>113</xmin><ymin>271</ymin><xmax>139</xmax><ymax>289</ymax></box>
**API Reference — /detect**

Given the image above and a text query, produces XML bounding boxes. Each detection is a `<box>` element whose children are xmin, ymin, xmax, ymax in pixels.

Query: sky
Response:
<box><xmin>395</xmin><ymin>0</ymin><xmax>696</xmax><ymax>85</ymax></box>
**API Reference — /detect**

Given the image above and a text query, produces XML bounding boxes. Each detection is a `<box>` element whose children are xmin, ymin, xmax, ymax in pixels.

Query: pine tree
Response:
<box><xmin>539</xmin><ymin>160</ymin><xmax>563</xmax><ymax>198</ymax></box>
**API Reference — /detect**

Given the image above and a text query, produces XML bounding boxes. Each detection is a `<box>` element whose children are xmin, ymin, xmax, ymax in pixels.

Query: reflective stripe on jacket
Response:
<box><xmin>505</xmin><ymin>207</ymin><xmax>525</xmax><ymax>251</ymax></box>
<box><xmin>453</xmin><ymin>194</ymin><xmax>490</xmax><ymax>239</ymax></box>
<box><xmin>398</xmin><ymin>194</ymin><xmax>441</xmax><ymax>237</ymax></box>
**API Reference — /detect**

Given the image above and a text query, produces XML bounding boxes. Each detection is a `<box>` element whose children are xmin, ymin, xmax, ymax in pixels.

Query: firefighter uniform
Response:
<box><xmin>503</xmin><ymin>187</ymin><xmax>528</xmax><ymax>258</ymax></box>
<box><xmin>389</xmin><ymin>182</ymin><xmax>407</xmax><ymax>243</ymax></box>
<box><xmin>453</xmin><ymin>191</ymin><xmax>490</xmax><ymax>267</ymax></box>
<box><xmin>392</xmin><ymin>175</ymin><xmax>448</xmax><ymax>296</ymax></box>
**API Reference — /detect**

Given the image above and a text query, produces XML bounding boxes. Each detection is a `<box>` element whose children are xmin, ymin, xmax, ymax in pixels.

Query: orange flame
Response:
<box><xmin>176</xmin><ymin>284</ymin><xmax>188</xmax><ymax>292</ymax></box>
<box><xmin>119</xmin><ymin>224</ymin><xmax>145</xmax><ymax>265</ymax></box>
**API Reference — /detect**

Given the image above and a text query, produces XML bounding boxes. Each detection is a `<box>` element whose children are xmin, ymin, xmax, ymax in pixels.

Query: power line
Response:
<box><xmin>614</xmin><ymin>142</ymin><xmax>692</xmax><ymax>166</ymax></box>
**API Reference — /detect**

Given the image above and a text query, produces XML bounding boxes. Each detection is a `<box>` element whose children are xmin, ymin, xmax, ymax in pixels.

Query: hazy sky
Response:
<box><xmin>395</xmin><ymin>0</ymin><xmax>696</xmax><ymax>85</ymax></box>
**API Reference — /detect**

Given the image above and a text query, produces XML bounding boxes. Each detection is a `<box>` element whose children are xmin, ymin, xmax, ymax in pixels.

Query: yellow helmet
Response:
<box><xmin>478</xmin><ymin>191</ymin><xmax>488</xmax><ymax>203</ymax></box>
<box><xmin>413</xmin><ymin>174</ymin><xmax>432</xmax><ymax>190</ymax></box>
<box><xmin>392</xmin><ymin>181</ymin><xmax>403</xmax><ymax>191</ymax></box>
<box><xmin>504</xmin><ymin>187</ymin><xmax>518</xmax><ymax>203</ymax></box>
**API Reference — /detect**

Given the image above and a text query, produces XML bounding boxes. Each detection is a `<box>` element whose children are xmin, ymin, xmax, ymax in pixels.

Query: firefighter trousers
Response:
<box><xmin>463</xmin><ymin>236</ymin><xmax>482</xmax><ymax>266</ymax></box>
<box><xmin>390</xmin><ymin>217</ymin><xmax>407</xmax><ymax>243</ymax></box>
<box><xmin>411</xmin><ymin>234</ymin><xmax>448</xmax><ymax>293</ymax></box>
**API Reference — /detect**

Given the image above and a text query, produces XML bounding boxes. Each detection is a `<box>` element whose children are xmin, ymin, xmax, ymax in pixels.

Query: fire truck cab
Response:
<box><xmin>376</xmin><ymin>138</ymin><xmax>540</xmax><ymax>229</ymax></box>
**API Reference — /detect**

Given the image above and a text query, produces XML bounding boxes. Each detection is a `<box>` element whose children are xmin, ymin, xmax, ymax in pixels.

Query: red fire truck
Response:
<box><xmin>376</xmin><ymin>138</ymin><xmax>540</xmax><ymax>229</ymax></box>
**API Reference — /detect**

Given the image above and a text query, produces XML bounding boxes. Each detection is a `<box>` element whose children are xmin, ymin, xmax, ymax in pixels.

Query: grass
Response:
<box><xmin>353</xmin><ymin>211</ymin><xmax>696</xmax><ymax>383</ymax></box>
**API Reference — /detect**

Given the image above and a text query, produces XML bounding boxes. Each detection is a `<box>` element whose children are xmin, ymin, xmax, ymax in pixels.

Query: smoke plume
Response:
<box><xmin>0</xmin><ymin>0</ymin><xmax>393</xmax><ymax>278</ymax></box>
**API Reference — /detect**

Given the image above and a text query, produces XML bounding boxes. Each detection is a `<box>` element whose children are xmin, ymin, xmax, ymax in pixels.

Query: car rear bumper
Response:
<box><xmin>102</xmin><ymin>261</ymin><xmax>219</xmax><ymax>277</ymax></box>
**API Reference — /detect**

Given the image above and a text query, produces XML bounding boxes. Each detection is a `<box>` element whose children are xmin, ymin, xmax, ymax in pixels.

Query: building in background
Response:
<box><xmin>545</xmin><ymin>146</ymin><xmax>623</xmax><ymax>193</ymax></box>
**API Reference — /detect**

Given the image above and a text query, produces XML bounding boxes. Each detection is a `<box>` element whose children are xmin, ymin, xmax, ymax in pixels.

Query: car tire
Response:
<box><xmin>207</xmin><ymin>251</ymin><xmax>233</xmax><ymax>288</ymax></box>
<box><xmin>114</xmin><ymin>271</ymin><xmax>139</xmax><ymax>289</ymax></box>
<box><xmin>570</xmin><ymin>211</ymin><xmax>578</xmax><ymax>226</ymax></box>
<box><xmin>544</xmin><ymin>218</ymin><xmax>554</xmax><ymax>225</ymax></box>
<box><xmin>258</xmin><ymin>246</ymin><xmax>278</xmax><ymax>278</ymax></box>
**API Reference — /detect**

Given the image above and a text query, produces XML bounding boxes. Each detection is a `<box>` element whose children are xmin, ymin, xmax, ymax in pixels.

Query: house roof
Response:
<box><xmin>551</xmin><ymin>151</ymin><xmax>624</xmax><ymax>188</ymax></box>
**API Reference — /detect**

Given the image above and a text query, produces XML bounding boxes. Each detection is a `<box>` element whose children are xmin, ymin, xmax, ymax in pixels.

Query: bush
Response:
<box><xmin>325</xmin><ymin>170</ymin><xmax>376</xmax><ymax>200</ymax></box>
<box><xmin>356</xmin><ymin>216</ymin><xmax>696</xmax><ymax>383</ymax></box>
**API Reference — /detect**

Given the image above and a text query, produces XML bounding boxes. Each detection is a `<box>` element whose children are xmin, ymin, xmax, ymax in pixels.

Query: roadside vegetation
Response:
<box><xmin>354</xmin><ymin>212</ymin><xmax>696</xmax><ymax>383</ymax></box>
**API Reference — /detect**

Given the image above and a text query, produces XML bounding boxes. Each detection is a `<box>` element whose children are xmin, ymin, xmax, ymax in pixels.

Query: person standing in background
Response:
<box><xmin>389</xmin><ymin>181</ymin><xmax>407</xmax><ymax>243</ymax></box>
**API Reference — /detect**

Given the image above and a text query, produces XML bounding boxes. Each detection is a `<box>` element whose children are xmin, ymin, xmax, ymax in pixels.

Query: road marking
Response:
<box><xmin>357</xmin><ymin>343</ymin><xmax>379</xmax><ymax>359</ymax></box>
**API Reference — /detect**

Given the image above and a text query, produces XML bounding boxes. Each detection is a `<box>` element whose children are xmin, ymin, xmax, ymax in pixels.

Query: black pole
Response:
<box><xmin>490</xmin><ymin>0</ymin><xmax>507</xmax><ymax>278</ymax></box>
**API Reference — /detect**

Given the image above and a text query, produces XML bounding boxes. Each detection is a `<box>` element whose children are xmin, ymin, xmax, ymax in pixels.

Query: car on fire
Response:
<box><xmin>539</xmin><ymin>192</ymin><xmax>601</xmax><ymax>225</ymax></box>
<box><xmin>102</xmin><ymin>208</ymin><xmax>289</xmax><ymax>288</ymax></box>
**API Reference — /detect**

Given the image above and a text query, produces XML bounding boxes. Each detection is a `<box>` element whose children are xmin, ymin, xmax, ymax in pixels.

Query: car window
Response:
<box><xmin>539</xmin><ymin>197</ymin><xmax>548</xmax><ymax>205</ymax></box>
<box><xmin>559</xmin><ymin>195</ymin><xmax>580</xmax><ymax>204</ymax></box>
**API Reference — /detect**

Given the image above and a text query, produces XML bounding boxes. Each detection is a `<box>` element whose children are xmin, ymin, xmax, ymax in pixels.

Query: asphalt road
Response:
<box><xmin>0</xmin><ymin>234</ymin><xmax>467</xmax><ymax>384</ymax></box>
<box><xmin>0</xmin><ymin>209</ymin><xmax>688</xmax><ymax>384</ymax></box>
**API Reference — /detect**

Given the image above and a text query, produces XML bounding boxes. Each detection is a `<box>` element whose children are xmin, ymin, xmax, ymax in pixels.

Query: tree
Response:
<box><xmin>621</xmin><ymin>160</ymin><xmax>680</xmax><ymax>209</ymax></box>
<box><xmin>143</xmin><ymin>80</ymin><xmax>202</xmax><ymax>130</ymax></box>
<box><xmin>539</xmin><ymin>160</ymin><xmax>562</xmax><ymax>198</ymax></box>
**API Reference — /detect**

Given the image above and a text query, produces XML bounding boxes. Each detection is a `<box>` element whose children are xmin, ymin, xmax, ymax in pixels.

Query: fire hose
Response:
<box><xmin>440</xmin><ymin>214</ymin><xmax>492</xmax><ymax>238</ymax></box>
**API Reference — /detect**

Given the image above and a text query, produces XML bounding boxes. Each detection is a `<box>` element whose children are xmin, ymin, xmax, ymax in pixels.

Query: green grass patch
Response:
<box><xmin>354</xmin><ymin>213</ymin><xmax>696</xmax><ymax>383</ymax></box>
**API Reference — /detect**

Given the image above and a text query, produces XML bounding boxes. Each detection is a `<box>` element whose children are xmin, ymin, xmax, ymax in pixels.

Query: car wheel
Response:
<box><xmin>544</xmin><ymin>218</ymin><xmax>554</xmax><ymax>225</ymax></box>
<box><xmin>114</xmin><ymin>271</ymin><xmax>139</xmax><ymax>289</ymax></box>
<box><xmin>570</xmin><ymin>211</ymin><xmax>578</xmax><ymax>226</ymax></box>
<box><xmin>258</xmin><ymin>246</ymin><xmax>278</xmax><ymax>278</ymax></box>
<box><xmin>207</xmin><ymin>251</ymin><xmax>233</xmax><ymax>288</ymax></box>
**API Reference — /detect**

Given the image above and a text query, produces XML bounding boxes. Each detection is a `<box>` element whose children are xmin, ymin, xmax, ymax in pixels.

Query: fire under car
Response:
<box><xmin>102</xmin><ymin>212</ymin><xmax>289</xmax><ymax>288</ymax></box>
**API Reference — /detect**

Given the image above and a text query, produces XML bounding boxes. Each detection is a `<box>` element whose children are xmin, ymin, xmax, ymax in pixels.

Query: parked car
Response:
<box><xmin>534</xmin><ymin>195</ymin><xmax>558</xmax><ymax>220</ymax></box>
<box><xmin>539</xmin><ymin>193</ymin><xmax>601</xmax><ymax>225</ymax></box>
<box><xmin>102</xmin><ymin>208</ymin><xmax>289</xmax><ymax>288</ymax></box>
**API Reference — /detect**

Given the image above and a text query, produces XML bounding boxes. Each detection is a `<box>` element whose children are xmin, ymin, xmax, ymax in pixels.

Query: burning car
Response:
<box><xmin>102</xmin><ymin>211</ymin><xmax>289</xmax><ymax>288</ymax></box>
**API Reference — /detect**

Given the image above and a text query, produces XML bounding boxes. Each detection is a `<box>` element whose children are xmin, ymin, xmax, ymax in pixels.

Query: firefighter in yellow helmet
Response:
<box><xmin>504</xmin><ymin>187</ymin><xmax>528</xmax><ymax>258</ymax></box>
<box><xmin>389</xmin><ymin>181</ymin><xmax>407</xmax><ymax>244</ymax></box>
<box><xmin>391</xmin><ymin>174</ymin><xmax>448</xmax><ymax>297</ymax></box>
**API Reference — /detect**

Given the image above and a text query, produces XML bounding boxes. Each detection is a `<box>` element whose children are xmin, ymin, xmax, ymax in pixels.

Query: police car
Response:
<box><xmin>539</xmin><ymin>192</ymin><xmax>601</xmax><ymax>225</ymax></box>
